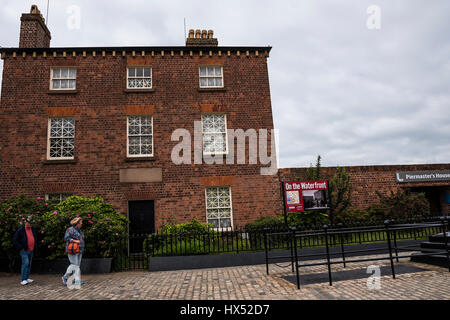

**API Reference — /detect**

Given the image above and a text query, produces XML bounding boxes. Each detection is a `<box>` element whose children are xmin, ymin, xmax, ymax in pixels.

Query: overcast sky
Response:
<box><xmin>1</xmin><ymin>0</ymin><xmax>449</xmax><ymax>169</ymax></box>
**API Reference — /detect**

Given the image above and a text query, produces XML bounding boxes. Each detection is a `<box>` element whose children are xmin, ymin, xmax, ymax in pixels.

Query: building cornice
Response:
<box><xmin>0</xmin><ymin>46</ymin><xmax>272</xmax><ymax>59</ymax></box>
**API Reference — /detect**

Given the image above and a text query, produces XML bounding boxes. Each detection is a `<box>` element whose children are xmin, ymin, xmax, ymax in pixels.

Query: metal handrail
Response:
<box><xmin>264</xmin><ymin>217</ymin><xmax>450</xmax><ymax>289</ymax></box>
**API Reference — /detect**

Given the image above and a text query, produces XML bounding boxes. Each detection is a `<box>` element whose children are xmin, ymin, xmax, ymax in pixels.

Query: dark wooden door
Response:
<box><xmin>128</xmin><ymin>200</ymin><xmax>155</xmax><ymax>253</ymax></box>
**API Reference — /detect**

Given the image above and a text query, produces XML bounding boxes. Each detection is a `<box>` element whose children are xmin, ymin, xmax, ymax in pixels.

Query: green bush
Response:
<box><xmin>0</xmin><ymin>195</ymin><xmax>129</xmax><ymax>261</ymax></box>
<box><xmin>160</xmin><ymin>219</ymin><xmax>212</xmax><ymax>236</ymax></box>
<box><xmin>150</xmin><ymin>239</ymin><xmax>212</xmax><ymax>256</ymax></box>
<box><xmin>335</xmin><ymin>190</ymin><xmax>431</xmax><ymax>224</ymax></box>
<box><xmin>0</xmin><ymin>195</ymin><xmax>56</xmax><ymax>261</ymax></box>
<box><xmin>144</xmin><ymin>219</ymin><xmax>218</xmax><ymax>256</ymax></box>
<box><xmin>328</xmin><ymin>167</ymin><xmax>352</xmax><ymax>223</ymax></box>
<box><xmin>244</xmin><ymin>216</ymin><xmax>285</xmax><ymax>232</ymax></box>
<box><xmin>47</xmin><ymin>195</ymin><xmax>129</xmax><ymax>259</ymax></box>
<box><xmin>367</xmin><ymin>189</ymin><xmax>430</xmax><ymax>221</ymax></box>
<box><xmin>286</xmin><ymin>211</ymin><xmax>329</xmax><ymax>227</ymax></box>
<box><xmin>245</xmin><ymin>212</ymin><xmax>329</xmax><ymax>232</ymax></box>
<box><xmin>334</xmin><ymin>208</ymin><xmax>376</xmax><ymax>225</ymax></box>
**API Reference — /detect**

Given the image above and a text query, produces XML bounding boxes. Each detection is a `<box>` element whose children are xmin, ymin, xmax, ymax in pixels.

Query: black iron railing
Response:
<box><xmin>1</xmin><ymin>216</ymin><xmax>445</xmax><ymax>273</ymax></box>
<box><xmin>264</xmin><ymin>217</ymin><xmax>450</xmax><ymax>289</ymax></box>
<box><xmin>108</xmin><ymin>216</ymin><xmax>444</xmax><ymax>271</ymax></box>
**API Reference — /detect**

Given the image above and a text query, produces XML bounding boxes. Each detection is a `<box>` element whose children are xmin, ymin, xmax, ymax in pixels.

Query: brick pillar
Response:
<box><xmin>19</xmin><ymin>5</ymin><xmax>51</xmax><ymax>48</ymax></box>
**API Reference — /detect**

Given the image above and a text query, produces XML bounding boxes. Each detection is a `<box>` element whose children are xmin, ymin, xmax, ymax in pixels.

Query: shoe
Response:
<box><xmin>20</xmin><ymin>280</ymin><xmax>28</xmax><ymax>285</ymax></box>
<box><xmin>26</xmin><ymin>279</ymin><xmax>34</xmax><ymax>284</ymax></box>
<box><xmin>73</xmin><ymin>281</ymin><xmax>84</xmax><ymax>286</ymax></box>
<box><xmin>62</xmin><ymin>276</ymin><xmax>67</xmax><ymax>286</ymax></box>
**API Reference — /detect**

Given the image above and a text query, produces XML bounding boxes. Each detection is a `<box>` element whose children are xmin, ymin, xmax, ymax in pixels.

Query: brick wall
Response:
<box><xmin>0</xmin><ymin>49</ymin><xmax>282</xmax><ymax>229</ymax></box>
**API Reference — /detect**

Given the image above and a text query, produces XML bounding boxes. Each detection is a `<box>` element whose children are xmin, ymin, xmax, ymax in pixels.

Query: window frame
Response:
<box><xmin>47</xmin><ymin>117</ymin><xmax>76</xmax><ymax>161</ymax></box>
<box><xmin>201</xmin><ymin>113</ymin><xmax>229</xmax><ymax>156</ymax></box>
<box><xmin>45</xmin><ymin>193</ymin><xmax>73</xmax><ymax>203</ymax></box>
<box><xmin>49</xmin><ymin>67</ymin><xmax>77</xmax><ymax>91</ymax></box>
<box><xmin>126</xmin><ymin>115</ymin><xmax>154</xmax><ymax>158</ymax></box>
<box><xmin>126</xmin><ymin>66</ymin><xmax>153</xmax><ymax>90</ymax></box>
<box><xmin>199</xmin><ymin>65</ymin><xmax>224</xmax><ymax>89</ymax></box>
<box><xmin>204</xmin><ymin>186</ymin><xmax>234</xmax><ymax>231</ymax></box>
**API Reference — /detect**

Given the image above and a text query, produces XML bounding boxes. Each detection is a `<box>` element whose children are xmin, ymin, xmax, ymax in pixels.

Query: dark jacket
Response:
<box><xmin>13</xmin><ymin>227</ymin><xmax>37</xmax><ymax>251</ymax></box>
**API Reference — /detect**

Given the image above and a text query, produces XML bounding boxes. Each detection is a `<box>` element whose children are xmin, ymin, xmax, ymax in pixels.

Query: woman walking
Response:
<box><xmin>62</xmin><ymin>217</ymin><xmax>85</xmax><ymax>287</ymax></box>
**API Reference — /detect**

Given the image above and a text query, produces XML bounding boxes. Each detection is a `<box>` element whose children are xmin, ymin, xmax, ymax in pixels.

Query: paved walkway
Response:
<box><xmin>0</xmin><ymin>256</ymin><xmax>449</xmax><ymax>300</ymax></box>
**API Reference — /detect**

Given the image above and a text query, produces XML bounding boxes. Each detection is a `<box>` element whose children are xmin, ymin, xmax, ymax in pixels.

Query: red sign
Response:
<box><xmin>284</xmin><ymin>180</ymin><xmax>329</xmax><ymax>212</ymax></box>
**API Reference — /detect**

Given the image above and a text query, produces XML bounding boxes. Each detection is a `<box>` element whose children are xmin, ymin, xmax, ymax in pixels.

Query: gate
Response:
<box><xmin>112</xmin><ymin>233</ymin><xmax>150</xmax><ymax>271</ymax></box>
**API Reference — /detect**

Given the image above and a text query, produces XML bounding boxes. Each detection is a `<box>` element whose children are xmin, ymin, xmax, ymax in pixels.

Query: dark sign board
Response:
<box><xmin>395</xmin><ymin>171</ymin><xmax>450</xmax><ymax>183</ymax></box>
<box><xmin>284</xmin><ymin>180</ymin><xmax>330</xmax><ymax>212</ymax></box>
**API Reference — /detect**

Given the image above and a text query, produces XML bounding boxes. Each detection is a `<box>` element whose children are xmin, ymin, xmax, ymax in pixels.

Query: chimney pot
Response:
<box><xmin>186</xmin><ymin>28</ymin><xmax>218</xmax><ymax>47</ymax></box>
<box><xmin>30</xmin><ymin>5</ymin><xmax>39</xmax><ymax>14</ymax></box>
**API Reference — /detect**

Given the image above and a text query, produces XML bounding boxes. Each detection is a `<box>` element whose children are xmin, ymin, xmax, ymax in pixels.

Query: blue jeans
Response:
<box><xmin>20</xmin><ymin>250</ymin><xmax>33</xmax><ymax>281</ymax></box>
<box><xmin>63</xmin><ymin>253</ymin><xmax>82</xmax><ymax>283</ymax></box>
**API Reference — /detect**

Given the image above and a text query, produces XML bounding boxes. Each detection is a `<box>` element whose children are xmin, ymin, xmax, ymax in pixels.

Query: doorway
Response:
<box><xmin>128</xmin><ymin>200</ymin><xmax>155</xmax><ymax>254</ymax></box>
<box><xmin>408</xmin><ymin>187</ymin><xmax>445</xmax><ymax>216</ymax></box>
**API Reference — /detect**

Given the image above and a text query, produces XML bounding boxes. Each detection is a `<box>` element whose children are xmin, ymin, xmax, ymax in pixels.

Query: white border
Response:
<box><xmin>204</xmin><ymin>186</ymin><xmax>234</xmax><ymax>231</ymax></box>
<box><xmin>49</xmin><ymin>67</ymin><xmax>77</xmax><ymax>91</ymax></box>
<box><xmin>199</xmin><ymin>65</ymin><xmax>224</xmax><ymax>88</ymax></box>
<box><xmin>47</xmin><ymin>117</ymin><xmax>75</xmax><ymax>160</ymax></box>
<box><xmin>201</xmin><ymin>113</ymin><xmax>229</xmax><ymax>156</ymax></box>
<box><xmin>126</xmin><ymin>115</ymin><xmax>154</xmax><ymax>158</ymax></box>
<box><xmin>126</xmin><ymin>66</ymin><xmax>153</xmax><ymax>89</ymax></box>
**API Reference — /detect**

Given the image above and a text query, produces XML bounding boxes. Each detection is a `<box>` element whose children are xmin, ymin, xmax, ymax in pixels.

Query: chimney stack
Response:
<box><xmin>19</xmin><ymin>5</ymin><xmax>51</xmax><ymax>48</ymax></box>
<box><xmin>186</xmin><ymin>29</ymin><xmax>218</xmax><ymax>47</ymax></box>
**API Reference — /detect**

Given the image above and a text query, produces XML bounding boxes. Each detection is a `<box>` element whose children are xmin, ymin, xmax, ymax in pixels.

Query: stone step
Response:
<box><xmin>420</xmin><ymin>241</ymin><xmax>450</xmax><ymax>250</ymax></box>
<box><xmin>411</xmin><ymin>253</ymin><xmax>450</xmax><ymax>268</ymax></box>
<box><xmin>429</xmin><ymin>232</ymin><xmax>450</xmax><ymax>243</ymax></box>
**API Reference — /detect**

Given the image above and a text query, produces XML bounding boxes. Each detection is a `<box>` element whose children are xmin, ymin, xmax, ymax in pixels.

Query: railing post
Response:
<box><xmin>208</xmin><ymin>227</ymin><xmax>211</xmax><ymax>255</ymax></box>
<box><xmin>338</xmin><ymin>223</ymin><xmax>346</xmax><ymax>268</ymax></box>
<box><xmin>291</xmin><ymin>227</ymin><xmax>300</xmax><ymax>289</ymax></box>
<box><xmin>441</xmin><ymin>217</ymin><xmax>450</xmax><ymax>273</ymax></box>
<box><xmin>264</xmin><ymin>228</ymin><xmax>269</xmax><ymax>275</ymax></box>
<box><xmin>289</xmin><ymin>226</ymin><xmax>295</xmax><ymax>273</ymax></box>
<box><xmin>152</xmin><ymin>233</ymin><xmax>155</xmax><ymax>257</ymax></box>
<box><xmin>324</xmin><ymin>225</ymin><xmax>333</xmax><ymax>286</ymax></box>
<box><xmin>170</xmin><ymin>231</ymin><xmax>173</xmax><ymax>256</ymax></box>
<box><xmin>392</xmin><ymin>219</ymin><xmax>399</xmax><ymax>263</ymax></box>
<box><xmin>385</xmin><ymin>220</ymin><xmax>396</xmax><ymax>279</ymax></box>
<box><xmin>236</xmin><ymin>228</ymin><xmax>240</xmax><ymax>254</ymax></box>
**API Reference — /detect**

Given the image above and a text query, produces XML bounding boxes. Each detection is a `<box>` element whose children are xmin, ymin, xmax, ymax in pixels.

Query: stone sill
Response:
<box><xmin>43</xmin><ymin>159</ymin><xmax>77</xmax><ymax>165</ymax></box>
<box><xmin>47</xmin><ymin>90</ymin><xmax>78</xmax><ymax>95</ymax></box>
<box><xmin>198</xmin><ymin>87</ymin><xmax>227</xmax><ymax>92</ymax></box>
<box><xmin>125</xmin><ymin>157</ymin><xmax>157</xmax><ymax>162</ymax></box>
<box><xmin>124</xmin><ymin>89</ymin><xmax>155</xmax><ymax>93</ymax></box>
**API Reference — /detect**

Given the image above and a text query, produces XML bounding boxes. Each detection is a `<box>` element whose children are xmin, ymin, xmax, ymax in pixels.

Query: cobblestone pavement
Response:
<box><xmin>0</xmin><ymin>255</ymin><xmax>449</xmax><ymax>300</ymax></box>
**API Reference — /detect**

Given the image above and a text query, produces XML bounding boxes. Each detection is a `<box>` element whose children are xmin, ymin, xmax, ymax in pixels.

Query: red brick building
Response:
<box><xmin>2</xmin><ymin>7</ymin><xmax>448</xmax><ymax>234</ymax></box>
<box><xmin>0</xmin><ymin>6</ymin><xmax>283</xmax><ymax>233</ymax></box>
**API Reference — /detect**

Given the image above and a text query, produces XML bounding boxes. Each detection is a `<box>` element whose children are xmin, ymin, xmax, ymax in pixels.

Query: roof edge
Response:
<box><xmin>0</xmin><ymin>45</ymin><xmax>272</xmax><ymax>54</ymax></box>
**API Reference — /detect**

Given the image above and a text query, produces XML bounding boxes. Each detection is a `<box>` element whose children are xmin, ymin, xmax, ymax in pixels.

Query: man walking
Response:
<box><xmin>13</xmin><ymin>216</ymin><xmax>37</xmax><ymax>286</ymax></box>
